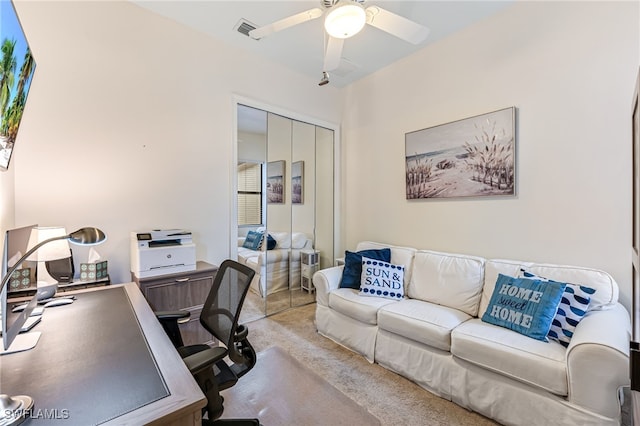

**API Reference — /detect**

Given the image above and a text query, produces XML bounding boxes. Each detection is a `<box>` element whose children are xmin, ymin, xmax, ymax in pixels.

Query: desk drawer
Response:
<box><xmin>143</xmin><ymin>275</ymin><xmax>214</xmax><ymax>311</ymax></box>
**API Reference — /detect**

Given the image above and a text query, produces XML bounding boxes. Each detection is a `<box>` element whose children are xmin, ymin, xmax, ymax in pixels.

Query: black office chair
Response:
<box><xmin>156</xmin><ymin>260</ymin><xmax>259</xmax><ymax>424</ymax></box>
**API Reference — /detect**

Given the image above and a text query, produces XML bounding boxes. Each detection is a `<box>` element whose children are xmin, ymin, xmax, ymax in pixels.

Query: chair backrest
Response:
<box><xmin>199</xmin><ymin>260</ymin><xmax>255</xmax><ymax>354</ymax></box>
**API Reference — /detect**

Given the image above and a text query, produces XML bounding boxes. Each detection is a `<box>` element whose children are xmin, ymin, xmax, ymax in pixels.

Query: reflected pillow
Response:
<box><xmin>265</xmin><ymin>234</ymin><xmax>277</xmax><ymax>250</ymax></box>
<box><xmin>359</xmin><ymin>257</ymin><xmax>404</xmax><ymax>300</ymax></box>
<box><xmin>242</xmin><ymin>231</ymin><xmax>264</xmax><ymax>251</ymax></box>
<box><xmin>339</xmin><ymin>248</ymin><xmax>391</xmax><ymax>289</ymax></box>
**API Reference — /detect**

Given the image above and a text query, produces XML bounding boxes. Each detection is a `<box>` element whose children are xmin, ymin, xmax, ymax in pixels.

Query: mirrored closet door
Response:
<box><xmin>236</xmin><ymin>104</ymin><xmax>335</xmax><ymax>320</ymax></box>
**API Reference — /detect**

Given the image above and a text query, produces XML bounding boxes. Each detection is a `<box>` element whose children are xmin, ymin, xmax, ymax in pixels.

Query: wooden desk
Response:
<box><xmin>1</xmin><ymin>283</ymin><xmax>206</xmax><ymax>425</ymax></box>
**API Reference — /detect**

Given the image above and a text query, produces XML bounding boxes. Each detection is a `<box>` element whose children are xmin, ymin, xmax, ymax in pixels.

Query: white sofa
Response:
<box><xmin>313</xmin><ymin>241</ymin><xmax>630</xmax><ymax>426</ymax></box>
<box><xmin>237</xmin><ymin>231</ymin><xmax>313</xmax><ymax>297</ymax></box>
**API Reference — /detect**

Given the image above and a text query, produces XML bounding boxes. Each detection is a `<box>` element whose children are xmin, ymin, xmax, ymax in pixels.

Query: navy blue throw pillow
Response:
<box><xmin>266</xmin><ymin>234</ymin><xmax>277</xmax><ymax>250</ymax></box>
<box><xmin>339</xmin><ymin>248</ymin><xmax>391</xmax><ymax>289</ymax></box>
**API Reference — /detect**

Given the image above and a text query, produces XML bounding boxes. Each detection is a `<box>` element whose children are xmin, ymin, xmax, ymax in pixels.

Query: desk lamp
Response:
<box><xmin>0</xmin><ymin>227</ymin><xmax>106</xmax><ymax>426</ymax></box>
<box><xmin>25</xmin><ymin>227</ymin><xmax>70</xmax><ymax>300</ymax></box>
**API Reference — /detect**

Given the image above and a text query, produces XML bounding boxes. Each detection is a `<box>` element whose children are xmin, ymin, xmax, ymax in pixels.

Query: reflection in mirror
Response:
<box><xmin>236</xmin><ymin>105</ymin><xmax>267</xmax><ymax>323</ymax></box>
<box><xmin>265</xmin><ymin>113</ymin><xmax>293</xmax><ymax>316</ymax></box>
<box><xmin>235</xmin><ymin>103</ymin><xmax>335</xmax><ymax>320</ymax></box>
<box><xmin>315</xmin><ymin>126</ymin><xmax>335</xmax><ymax>271</ymax></box>
<box><xmin>291</xmin><ymin>121</ymin><xmax>316</xmax><ymax>308</ymax></box>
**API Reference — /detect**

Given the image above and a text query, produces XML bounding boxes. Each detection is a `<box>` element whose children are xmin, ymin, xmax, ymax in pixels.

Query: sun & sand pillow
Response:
<box><xmin>359</xmin><ymin>257</ymin><xmax>405</xmax><ymax>300</ymax></box>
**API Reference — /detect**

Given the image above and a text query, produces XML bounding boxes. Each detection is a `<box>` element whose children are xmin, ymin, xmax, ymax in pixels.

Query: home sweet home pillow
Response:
<box><xmin>359</xmin><ymin>257</ymin><xmax>404</xmax><ymax>300</ymax></box>
<box><xmin>481</xmin><ymin>274</ymin><xmax>566</xmax><ymax>341</ymax></box>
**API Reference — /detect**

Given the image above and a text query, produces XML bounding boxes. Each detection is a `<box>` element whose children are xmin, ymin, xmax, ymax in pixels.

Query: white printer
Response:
<box><xmin>130</xmin><ymin>229</ymin><xmax>196</xmax><ymax>278</ymax></box>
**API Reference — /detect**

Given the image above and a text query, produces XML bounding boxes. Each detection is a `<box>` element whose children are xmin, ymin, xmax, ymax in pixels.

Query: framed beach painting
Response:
<box><xmin>267</xmin><ymin>160</ymin><xmax>285</xmax><ymax>204</ymax></box>
<box><xmin>292</xmin><ymin>161</ymin><xmax>304</xmax><ymax>204</ymax></box>
<box><xmin>1</xmin><ymin>0</ymin><xmax>37</xmax><ymax>171</ymax></box>
<box><xmin>405</xmin><ymin>107</ymin><xmax>516</xmax><ymax>199</ymax></box>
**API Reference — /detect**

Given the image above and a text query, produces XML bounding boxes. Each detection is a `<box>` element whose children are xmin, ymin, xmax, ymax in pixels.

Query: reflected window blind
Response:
<box><xmin>238</xmin><ymin>162</ymin><xmax>262</xmax><ymax>225</ymax></box>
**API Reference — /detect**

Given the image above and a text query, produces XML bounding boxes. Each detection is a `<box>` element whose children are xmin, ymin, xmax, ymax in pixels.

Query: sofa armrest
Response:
<box><xmin>238</xmin><ymin>237</ymin><xmax>246</xmax><ymax>247</ymax></box>
<box><xmin>313</xmin><ymin>265</ymin><xmax>343</xmax><ymax>307</ymax></box>
<box><xmin>566</xmin><ymin>303</ymin><xmax>630</xmax><ymax>418</ymax></box>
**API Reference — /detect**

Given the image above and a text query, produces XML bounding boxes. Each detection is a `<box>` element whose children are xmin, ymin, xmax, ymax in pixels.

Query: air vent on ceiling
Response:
<box><xmin>235</xmin><ymin>19</ymin><xmax>257</xmax><ymax>38</ymax></box>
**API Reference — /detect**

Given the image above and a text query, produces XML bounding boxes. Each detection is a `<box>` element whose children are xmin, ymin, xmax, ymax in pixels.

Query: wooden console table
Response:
<box><xmin>1</xmin><ymin>283</ymin><xmax>206</xmax><ymax>425</ymax></box>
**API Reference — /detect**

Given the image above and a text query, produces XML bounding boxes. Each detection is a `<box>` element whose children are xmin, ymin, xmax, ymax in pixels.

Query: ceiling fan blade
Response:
<box><xmin>365</xmin><ymin>6</ymin><xmax>429</xmax><ymax>44</ymax></box>
<box><xmin>323</xmin><ymin>36</ymin><xmax>344</xmax><ymax>71</ymax></box>
<box><xmin>249</xmin><ymin>8</ymin><xmax>323</xmax><ymax>40</ymax></box>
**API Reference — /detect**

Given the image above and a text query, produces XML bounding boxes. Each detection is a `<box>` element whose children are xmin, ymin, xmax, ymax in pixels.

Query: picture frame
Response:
<box><xmin>1</xmin><ymin>1</ymin><xmax>37</xmax><ymax>171</ymax></box>
<box><xmin>292</xmin><ymin>161</ymin><xmax>304</xmax><ymax>204</ymax></box>
<box><xmin>267</xmin><ymin>160</ymin><xmax>285</xmax><ymax>204</ymax></box>
<box><xmin>405</xmin><ymin>107</ymin><xmax>516</xmax><ymax>199</ymax></box>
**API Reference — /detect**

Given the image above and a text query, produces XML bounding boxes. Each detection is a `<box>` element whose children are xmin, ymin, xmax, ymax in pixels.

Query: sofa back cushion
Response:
<box><xmin>479</xmin><ymin>259</ymin><xmax>619</xmax><ymax>317</ymax></box>
<box><xmin>356</xmin><ymin>241</ymin><xmax>417</xmax><ymax>287</ymax></box>
<box><xmin>269</xmin><ymin>232</ymin><xmax>309</xmax><ymax>249</ymax></box>
<box><xmin>408</xmin><ymin>250</ymin><xmax>485</xmax><ymax>316</ymax></box>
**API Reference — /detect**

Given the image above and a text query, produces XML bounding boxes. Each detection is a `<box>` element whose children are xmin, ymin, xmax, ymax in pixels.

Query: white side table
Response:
<box><xmin>301</xmin><ymin>250</ymin><xmax>320</xmax><ymax>293</ymax></box>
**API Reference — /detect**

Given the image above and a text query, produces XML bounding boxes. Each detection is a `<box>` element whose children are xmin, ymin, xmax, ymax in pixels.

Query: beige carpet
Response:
<box><xmin>233</xmin><ymin>303</ymin><xmax>499</xmax><ymax>426</ymax></box>
<box><xmin>220</xmin><ymin>346</ymin><xmax>381</xmax><ymax>425</ymax></box>
<box><xmin>232</xmin><ymin>302</ymin><xmax>632</xmax><ymax>426</ymax></box>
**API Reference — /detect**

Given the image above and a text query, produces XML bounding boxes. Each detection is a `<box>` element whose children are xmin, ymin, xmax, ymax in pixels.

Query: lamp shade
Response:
<box><xmin>69</xmin><ymin>227</ymin><xmax>106</xmax><ymax>245</ymax></box>
<box><xmin>25</xmin><ymin>227</ymin><xmax>70</xmax><ymax>262</ymax></box>
<box><xmin>324</xmin><ymin>1</ymin><xmax>366</xmax><ymax>39</ymax></box>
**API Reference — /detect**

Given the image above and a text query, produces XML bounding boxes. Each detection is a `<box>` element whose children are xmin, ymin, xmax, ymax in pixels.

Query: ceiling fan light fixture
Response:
<box><xmin>324</xmin><ymin>1</ymin><xmax>366</xmax><ymax>39</ymax></box>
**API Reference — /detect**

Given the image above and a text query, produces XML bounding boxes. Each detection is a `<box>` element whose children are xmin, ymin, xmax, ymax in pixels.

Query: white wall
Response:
<box><xmin>341</xmin><ymin>1</ymin><xmax>639</xmax><ymax>310</ymax></box>
<box><xmin>0</xmin><ymin>166</ymin><xmax>15</xmax><ymax>252</ymax></box>
<box><xmin>6</xmin><ymin>0</ymin><xmax>341</xmax><ymax>284</ymax></box>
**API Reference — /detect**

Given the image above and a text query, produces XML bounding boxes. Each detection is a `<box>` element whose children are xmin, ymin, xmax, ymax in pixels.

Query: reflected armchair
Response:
<box><xmin>156</xmin><ymin>259</ymin><xmax>258</xmax><ymax>423</ymax></box>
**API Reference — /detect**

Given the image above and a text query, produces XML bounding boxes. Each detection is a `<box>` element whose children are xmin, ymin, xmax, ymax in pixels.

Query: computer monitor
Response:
<box><xmin>1</xmin><ymin>224</ymin><xmax>41</xmax><ymax>354</ymax></box>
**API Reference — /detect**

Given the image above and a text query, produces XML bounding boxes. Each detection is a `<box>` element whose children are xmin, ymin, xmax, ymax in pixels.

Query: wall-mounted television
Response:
<box><xmin>0</xmin><ymin>0</ymin><xmax>36</xmax><ymax>171</ymax></box>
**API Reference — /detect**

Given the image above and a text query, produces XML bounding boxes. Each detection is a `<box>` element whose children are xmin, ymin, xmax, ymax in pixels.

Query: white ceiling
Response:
<box><xmin>132</xmin><ymin>1</ymin><xmax>513</xmax><ymax>88</ymax></box>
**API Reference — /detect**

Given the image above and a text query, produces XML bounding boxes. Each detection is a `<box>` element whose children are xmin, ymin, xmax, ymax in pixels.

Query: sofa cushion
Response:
<box><xmin>408</xmin><ymin>250</ymin><xmax>485</xmax><ymax>316</ymax></box>
<box><xmin>378</xmin><ymin>299</ymin><xmax>472</xmax><ymax>351</ymax></box>
<box><xmin>237</xmin><ymin>246</ymin><xmax>259</xmax><ymax>265</ymax></box>
<box><xmin>328</xmin><ymin>288</ymin><xmax>397</xmax><ymax>325</ymax></box>
<box><xmin>291</xmin><ymin>232</ymin><xmax>308</xmax><ymax>249</ymax></box>
<box><xmin>480</xmin><ymin>259</ymin><xmax>618</xmax><ymax>317</ymax></box>
<box><xmin>359</xmin><ymin>257</ymin><xmax>405</xmax><ymax>300</ymax></box>
<box><xmin>356</xmin><ymin>241</ymin><xmax>417</xmax><ymax>287</ymax></box>
<box><xmin>242</xmin><ymin>230</ymin><xmax>263</xmax><ymax>250</ymax></box>
<box><xmin>451</xmin><ymin>318</ymin><xmax>568</xmax><ymax>396</ymax></box>
<box><xmin>481</xmin><ymin>274</ymin><xmax>566</xmax><ymax>342</ymax></box>
<box><xmin>339</xmin><ymin>248</ymin><xmax>391</xmax><ymax>289</ymax></box>
<box><xmin>519</xmin><ymin>269</ymin><xmax>594</xmax><ymax>347</ymax></box>
<box><xmin>267</xmin><ymin>231</ymin><xmax>308</xmax><ymax>249</ymax></box>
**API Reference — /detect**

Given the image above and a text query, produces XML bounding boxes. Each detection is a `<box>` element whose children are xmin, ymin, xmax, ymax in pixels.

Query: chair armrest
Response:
<box><xmin>155</xmin><ymin>310</ymin><xmax>190</xmax><ymax>323</ymax></box>
<box><xmin>183</xmin><ymin>346</ymin><xmax>227</xmax><ymax>375</ymax></box>
<box><xmin>566</xmin><ymin>303</ymin><xmax>630</xmax><ymax>418</ymax></box>
<box><xmin>313</xmin><ymin>265</ymin><xmax>344</xmax><ymax>307</ymax></box>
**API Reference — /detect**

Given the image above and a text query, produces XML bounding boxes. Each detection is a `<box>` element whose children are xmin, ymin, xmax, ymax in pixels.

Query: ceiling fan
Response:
<box><xmin>248</xmin><ymin>0</ymin><xmax>430</xmax><ymax>80</ymax></box>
